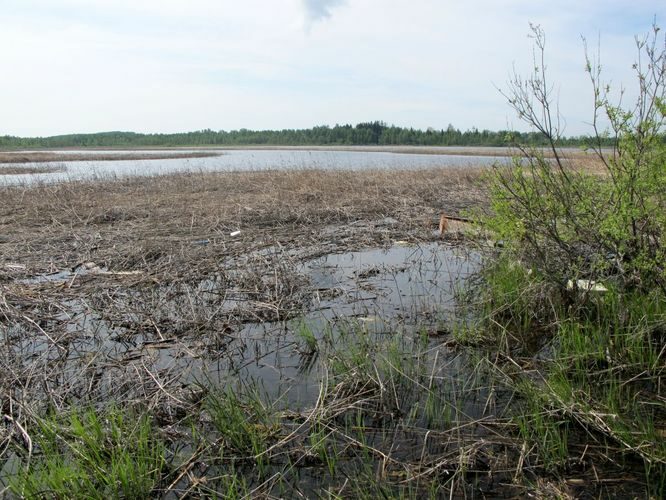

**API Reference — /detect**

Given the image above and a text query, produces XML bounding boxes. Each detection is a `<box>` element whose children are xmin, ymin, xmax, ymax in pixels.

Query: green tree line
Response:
<box><xmin>0</xmin><ymin>121</ymin><xmax>619</xmax><ymax>149</ymax></box>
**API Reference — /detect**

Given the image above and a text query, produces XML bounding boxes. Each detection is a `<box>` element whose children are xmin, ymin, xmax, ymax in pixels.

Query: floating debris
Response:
<box><xmin>439</xmin><ymin>213</ymin><xmax>449</xmax><ymax>237</ymax></box>
<box><xmin>567</xmin><ymin>279</ymin><xmax>608</xmax><ymax>292</ymax></box>
<box><xmin>4</xmin><ymin>264</ymin><xmax>26</xmax><ymax>270</ymax></box>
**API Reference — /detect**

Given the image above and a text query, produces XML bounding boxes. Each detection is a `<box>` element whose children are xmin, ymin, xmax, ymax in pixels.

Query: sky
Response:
<box><xmin>1</xmin><ymin>0</ymin><xmax>664</xmax><ymax>137</ymax></box>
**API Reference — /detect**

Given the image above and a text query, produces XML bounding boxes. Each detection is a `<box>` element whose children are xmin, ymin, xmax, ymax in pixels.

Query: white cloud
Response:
<box><xmin>302</xmin><ymin>0</ymin><xmax>346</xmax><ymax>22</ymax></box>
<box><xmin>0</xmin><ymin>0</ymin><xmax>663</xmax><ymax>136</ymax></box>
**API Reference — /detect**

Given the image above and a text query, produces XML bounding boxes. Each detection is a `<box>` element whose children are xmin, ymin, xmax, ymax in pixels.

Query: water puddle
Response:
<box><xmin>302</xmin><ymin>243</ymin><xmax>479</xmax><ymax>323</ymax></box>
<box><xmin>18</xmin><ymin>262</ymin><xmax>143</xmax><ymax>285</ymax></box>
<box><xmin>9</xmin><ymin>242</ymin><xmax>482</xmax><ymax>405</ymax></box>
<box><xmin>3</xmin><ymin>239</ymin><xmax>521</xmax><ymax>496</ymax></box>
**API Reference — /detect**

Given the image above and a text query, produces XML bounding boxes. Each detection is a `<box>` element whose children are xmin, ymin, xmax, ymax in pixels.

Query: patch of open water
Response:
<box><xmin>0</xmin><ymin>149</ymin><xmax>509</xmax><ymax>185</ymax></box>
<box><xmin>3</xmin><ymin>240</ymin><xmax>518</xmax><ymax>496</ymax></box>
<box><xmin>11</xmin><ymin>242</ymin><xmax>485</xmax><ymax>413</ymax></box>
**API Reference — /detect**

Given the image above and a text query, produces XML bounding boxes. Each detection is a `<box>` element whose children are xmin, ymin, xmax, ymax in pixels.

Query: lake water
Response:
<box><xmin>0</xmin><ymin>149</ymin><xmax>508</xmax><ymax>185</ymax></box>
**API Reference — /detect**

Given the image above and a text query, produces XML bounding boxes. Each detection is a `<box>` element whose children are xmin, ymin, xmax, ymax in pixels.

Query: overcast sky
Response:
<box><xmin>2</xmin><ymin>0</ymin><xmax>664</xmax><ymax>136</ymax></box>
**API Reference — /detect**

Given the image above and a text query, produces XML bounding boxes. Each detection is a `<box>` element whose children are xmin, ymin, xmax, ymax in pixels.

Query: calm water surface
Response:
<box><xmin>0</xmin><ymin>149</ymin><xmax>508</xmax><ymax>185</ymax></box>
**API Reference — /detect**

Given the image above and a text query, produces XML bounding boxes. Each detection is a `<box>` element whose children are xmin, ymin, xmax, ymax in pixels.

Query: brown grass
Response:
<box><xmin>0</xmin><ymin>145</ymin><xmax>613</xmax><ymax>162</ymax></box>
<box><xmin>0</xmin><ymin>164</ymin><xmax>67</xmax><ymax>175</ymax></box>
<box><xmin>212</xmin><ymin>144</ymin><xmax>612</xmax><ymax>160</ymax></box>
<box><xmin>0</xmin><ymin>151</ymin><xmax>222</xmax><ymax>164</ymax></box>
<box><xmin>0</xmin><ymin>167</ymin><xmax>489</xmax><ymax>277</ymax></box>
<box><xmin>0</xmin><ymin>166</ymin><xmax>490</xmax><ymax>440</ymax></box>
<box><xmin>0</xmin><ymin>165</ymin><xmax>650</xmax><ymax>498</ymax></box>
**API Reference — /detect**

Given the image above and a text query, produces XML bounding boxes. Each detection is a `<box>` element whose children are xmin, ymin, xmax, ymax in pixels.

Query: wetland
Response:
<box><xmin>0</xmin><ymin>154</ymin><xmax>661</xmax><ymax>498</ymax></box>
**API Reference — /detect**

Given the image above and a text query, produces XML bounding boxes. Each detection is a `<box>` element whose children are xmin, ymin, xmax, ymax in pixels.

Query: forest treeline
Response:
<box><xmin>0</xmin><ymin>121</ymin><xmax>614</xmax><ymax>149</ymax></box>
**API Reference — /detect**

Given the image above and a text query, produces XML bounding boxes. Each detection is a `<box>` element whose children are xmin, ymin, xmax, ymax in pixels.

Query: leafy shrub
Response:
<box><xmin>489</xmin><ymin>24</ymin><xmax>665</xmax><ymax>298</ymax></box>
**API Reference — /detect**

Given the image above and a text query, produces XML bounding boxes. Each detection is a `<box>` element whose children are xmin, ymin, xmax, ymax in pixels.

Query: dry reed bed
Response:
<box><xmin>0</xmin><ymin>151</ymin><xmax>222</xmax><ymax>164</ymax></box>
<box><xmin>212</xmin><ymin>144</ymin><xmax>610</xmax><ymax>160</ymax></box>
<box><xmin>0</xmin><ymin>167</ymin><xmax>499</xmax><ymax>496</ymax></box>
<box><xmin>0</xmin><ymin>167</ymin><xmax>488</xmax><ymax>277</ymax></box>
<box><xmin>0</xmin><ymin>166</ymin><xmax>489</xmax><ymax>409</ymax></box>
<box><xmin>0</xmin><ymin>165</ymin><xmax>67</xmax><ymax>176</ymax></box>
<box><xmin>1</xmin><ymin>165</ymin><xmax>642</xmax><ymax>497</ymax></box>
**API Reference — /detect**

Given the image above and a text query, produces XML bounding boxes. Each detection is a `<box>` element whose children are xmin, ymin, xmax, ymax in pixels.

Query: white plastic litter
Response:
<box><xmin>566</xmin><ymin>279</ymin><xmax>608</xmax><ymax>292</ymax></box>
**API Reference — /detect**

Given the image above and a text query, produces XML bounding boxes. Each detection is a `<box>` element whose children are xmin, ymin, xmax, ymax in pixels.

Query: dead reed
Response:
<box><xmin>0</xmin><ymin>167</ymin><xmax>488</xmax><ymax>276</ymax></box>
<box><xmin>0</xmin><ymin>166</ymin><xmax>653</xmax><ymax>497</ymax></box>
<box><xmin>0</xmin><ymin>151</ymin><xmax>222</xmax><ymax>164</ymax></box>
<box><xmin>0</xmin><ymin>165</ymin><xmax>67</xmax><ymax>176</ymax></box>
<box><xmin>0</xmin><ymin>167</ymin><xmax>497</xmax><ymax>496</ymax></box>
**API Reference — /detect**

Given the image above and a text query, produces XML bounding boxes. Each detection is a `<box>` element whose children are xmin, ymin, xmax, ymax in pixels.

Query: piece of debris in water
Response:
<box><xmin>4</xmin><ymin>264</ymin><xmax>26</xmax><ymax>270</ymax></box>
<box><xmin>439</xmin><ymin>213</ymin><xmax>448</xmax><ymax>237</ymax></box>
<box><xmin>567</xmin><ymin>279</ymin><xmax>608</xmax><ymax>292</ymax></box>
<box><xmin>73</xmin><ymin>261</ymin><xmax>102</xmax><ymax>273</ymax></box>
<box><xmin>72</xmin><ymin>261</ymin><xmax>142</xmax><ymax>276</ymax></box>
